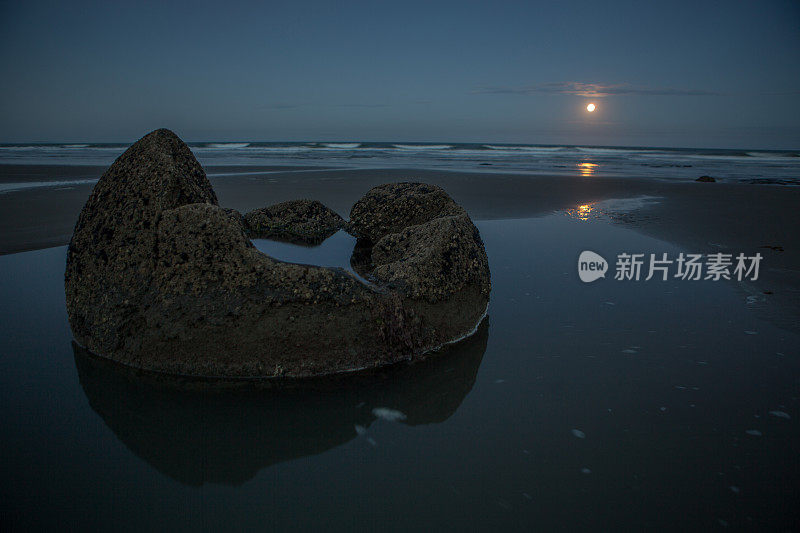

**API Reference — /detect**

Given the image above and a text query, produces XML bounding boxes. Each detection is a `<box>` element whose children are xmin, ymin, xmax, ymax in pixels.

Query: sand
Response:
<box><xmin>1</xmin><ymin>163</ymin><xmax>798</xmax><ymax>329</ymax></box>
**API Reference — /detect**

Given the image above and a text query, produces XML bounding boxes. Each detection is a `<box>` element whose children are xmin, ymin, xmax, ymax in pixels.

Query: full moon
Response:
<box><xmin>586</xmin><ymin>103</ymin><xmax>596</xmax><ymax>112</ymax></box>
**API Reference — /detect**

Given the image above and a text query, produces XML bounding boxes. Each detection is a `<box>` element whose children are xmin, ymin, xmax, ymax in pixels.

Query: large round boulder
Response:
<box><xmin>65</xmin><ymin>129</ymin><xmax>490</xmax><ymax>379</ymax></box>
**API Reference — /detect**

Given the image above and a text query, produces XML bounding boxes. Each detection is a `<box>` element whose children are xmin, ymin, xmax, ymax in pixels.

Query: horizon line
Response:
<box><xmin>0</xmin><ymin>139</ymin><xmax>798</xmax><ymax>153</ymax></box>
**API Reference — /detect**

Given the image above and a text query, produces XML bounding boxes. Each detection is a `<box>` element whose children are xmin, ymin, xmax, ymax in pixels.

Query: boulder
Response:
<box><xmin>350</xmin><ymin>183</ymin><xmax>490</xmax><ymax>303</ymax></box>
<box><xmin>348</xmin><ymin>183</ymin><xmax>491</xmax><ymax>343</ymax></box>
<box><xmin>696</xmin><ymin>175</ymin><xmax>716</xmax><ymax>182</ymax></box>
<box><xmin>65</xmin><ymin>128</ymin><xmax>217</xmax><ymax>356</ymax></box>
<box><xmin>65</xmin><ymin>129</ymin><xmax>490</xmax><ymax>379</ymax></box>
<box><xmin>347</xmin><ymin>182</ymin><xmax>464</xmax><ymax>243</ymax></box>
<box><xmin>244</xmin><ymin>199</ymin><xmax>345</xmax><ymax>245</ymax></box>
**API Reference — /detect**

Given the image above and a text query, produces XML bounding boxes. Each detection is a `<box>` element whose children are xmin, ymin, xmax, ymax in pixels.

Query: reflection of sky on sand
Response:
<box><xmin>564</xmin><ymin>196</ymin><xmax>662</xmax><ymax>222</ymax></box>
<box><xmin>72</xmin><ymin>317</ymin><xmax>488</xmax><ymax>486</ymax></box>
<box><xmin>565</xmin><ymin>202</ymin><xmax>596</xmax><ymax>221</ymax></box>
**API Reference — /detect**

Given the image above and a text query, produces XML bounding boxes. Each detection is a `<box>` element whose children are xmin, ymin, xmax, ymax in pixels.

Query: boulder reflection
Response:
<box><xmin>73</xmin><ymin>318</ymin><xmax>489</xmax><ymax>486</ymax></box>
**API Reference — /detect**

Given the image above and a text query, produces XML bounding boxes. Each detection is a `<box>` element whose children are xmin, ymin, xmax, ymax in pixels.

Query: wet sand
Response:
<box><xmin>1</xmin><ymin>164</ymin><xmax>799</xmax><ymax>529</ymax></box>
<box><xmin>1</xmin><ymin>164</ymin><xmax>798</xmax><ymax>329</ymax></box>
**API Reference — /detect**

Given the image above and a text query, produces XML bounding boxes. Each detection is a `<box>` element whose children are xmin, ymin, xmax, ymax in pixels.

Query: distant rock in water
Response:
<box><xmin>244</xmin><ymin>199</ymin><xmax>344</xmax><ymax>245</ymax></box>
<box><xmin>65</xmin><ymin>129</ymin><xmax>490</xmax><ymax>379</ymax></box>
<box><xmin>696</xmin><ymin>175</ymin><xmax>716</xmax><ymax>182</ymax></box>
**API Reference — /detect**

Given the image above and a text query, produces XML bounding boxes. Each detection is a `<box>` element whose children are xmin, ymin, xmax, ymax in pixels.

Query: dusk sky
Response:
<box><xmin>1</xmin><ymin>0</ymin><xmax>798</xmax><ymax>148</ymax></box>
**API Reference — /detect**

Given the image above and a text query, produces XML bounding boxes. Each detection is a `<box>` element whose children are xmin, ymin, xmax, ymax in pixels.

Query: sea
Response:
<box><xmin>1</xmin><ymin>142</ymin><xmax>798</xmax><ymax>184</ymax></box>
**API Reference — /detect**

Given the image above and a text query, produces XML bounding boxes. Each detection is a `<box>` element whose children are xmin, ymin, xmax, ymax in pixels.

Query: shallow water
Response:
<box><xmin>252</xmin><ymin>230</ymin><xmax>359</xmax><ymax>274</ymax></box>
<box><xmin>0</xmin><ymin>214</ymin><xmax>798</xmax><ymax>530</ymax></box>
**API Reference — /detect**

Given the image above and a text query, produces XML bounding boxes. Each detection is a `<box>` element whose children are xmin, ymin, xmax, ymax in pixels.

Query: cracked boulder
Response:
<box><xmin>65</xmin><ymin>129</ymin><xmax>490</xmax><ymax>379</ymax></box>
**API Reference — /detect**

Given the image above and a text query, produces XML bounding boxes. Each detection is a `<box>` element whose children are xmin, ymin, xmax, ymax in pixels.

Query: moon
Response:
<box><xmin>586</xmin><ymin>103</ymin><xmax>596</xmax><ymax>112</ymax></box>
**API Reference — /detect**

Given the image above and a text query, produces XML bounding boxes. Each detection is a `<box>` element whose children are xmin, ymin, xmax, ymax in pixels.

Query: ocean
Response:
<box><xmin>1</xmin><ymin>142</ymin><xmax>798</xmax><ymax>184</ymax></box>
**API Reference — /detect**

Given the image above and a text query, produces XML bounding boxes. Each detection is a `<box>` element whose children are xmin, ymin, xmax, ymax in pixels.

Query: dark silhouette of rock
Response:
<box><xmin>244</xmin><ymin>199</ymin><xmax>344</xmax><ymax>245</ymax></box>
<box><xmin>65</xmin><ymin>130</ymin><xmax>491</xmax><ymax>379</ymax></box>
<box><xmin>696</xmin><ymin>175</ymin><xmax>716</xmax><ymax>182</ymax></box>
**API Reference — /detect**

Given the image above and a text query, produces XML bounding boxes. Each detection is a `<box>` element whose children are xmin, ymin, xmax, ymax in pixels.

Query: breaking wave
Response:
<box><xmin>202</xmin><ymin>143</ymin><xmax>251</xmax><ymax>149</ymax></box>
<box><xmin>392</xmin><ymin>144</ymin><xmax>453</xmax><ymax>150</ymax></box>
<box><xmin>321</xmin><ymin>143</ymin><xmax>361</xmax><ymax>149</ymax></box>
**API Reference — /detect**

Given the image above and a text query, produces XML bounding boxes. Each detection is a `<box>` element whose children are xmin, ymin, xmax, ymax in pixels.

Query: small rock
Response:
<box><xmin>244</xmin><ymin>199</ymin><xmax>344</xmax><ymax>245</ymax></box>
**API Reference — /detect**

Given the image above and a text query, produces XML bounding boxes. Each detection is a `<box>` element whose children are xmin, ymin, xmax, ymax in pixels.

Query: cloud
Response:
<box><xmin>258</xmin><ymin>101</ymin><xmax>430</xmax><ymax>110</ymax></box>
<box><xmin>474</xmin><ymin>82</ymin><xmax>719</xmax><ymax>97</ymax></box>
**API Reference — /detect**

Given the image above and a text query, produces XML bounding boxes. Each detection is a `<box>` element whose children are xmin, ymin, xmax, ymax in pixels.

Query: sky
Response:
<box><xmin>0</xmin><ymin>0</ymin><xmax>798</xmax><ymax>148</ymax></box>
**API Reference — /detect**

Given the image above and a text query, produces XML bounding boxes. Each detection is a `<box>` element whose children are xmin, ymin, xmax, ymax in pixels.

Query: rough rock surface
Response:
<box><xmin>65</xmin><ymin>129</ymin><xmax>490</xmax><ymax>379</ymax></box>
<box><xmin>347</xmin><ymin>182</ymin><xmax>465</xmax><ymax>243</ymax></box>
<box><xmin>349</xmin><ymin>182</ymin><xmax>491</xmax><ymax>303</ymax></box>
<box><xmin>65</xmin><ymin>129</ymin><xmax>218</xmax><ymax>356</ymax></box>
<box><xmin>244</xmin><ymin>199</ymin><xmax>344</xmax><ymax>244</ymax></box>
<box><xmin>696</xmin><ymin>175</ymin><xmax>716</xmax><ymax>182</ymax></box>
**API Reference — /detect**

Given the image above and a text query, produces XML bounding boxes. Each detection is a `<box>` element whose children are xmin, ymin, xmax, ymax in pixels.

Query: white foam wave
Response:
<box><xmin>575</xmin><ymin>147</ymin><xmax>659</xmax><ymax>155</ymax></box>
<box><xmin>746</xmin><ymin>151</ymin><xmax>800</xmax><ymax>160</ymax></box>
<box><xmin>483</xmin><ymin>145</ymin><xmax>563</xmax><ymax>152</ymax></box>
<box><xmin>322</xmin><ymin>143</ymin><xmax>361</xmax><ymax>149</ymax></box>
<box><xmin>203</xmin><ymin>143</ymin><xmax>251</xmax><ymax>149</ymax></box>
<box><xmin>242</xmin><ymin>146</ymin><xmax>313</xmax><ymax>152</ymax></box>
<box><xmin>393</xmin><ymin>144</ymin><xmax>453</xmax><ymax>150</ymax></box>
<box><xmin>0</xmin><ymin>178</ymin><xmax>98</xmax><ymax>194</ymax></box>
<box><xmin>0</xmin><ymin>145</ymin><xmax>123</xmax><ymax>152</ymax></box>
<box><xmin>0</xmin><ymin>145</ymin><xmax>61</xmax><ymax>151</ymax></box>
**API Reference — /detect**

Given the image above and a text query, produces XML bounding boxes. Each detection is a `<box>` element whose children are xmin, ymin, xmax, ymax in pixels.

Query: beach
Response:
<box><xmin>1</xmin><ymin>158</ymin><xmax>799</xmax><ymax>529</ymax></box>
<box><xmin>2</xmin><ymin>163</ymin><xmax>798</xmax><ymax>329</ymax></box>
<box><xmin>3</xmin><ymin>0</ymin><xmax>799</xmax><ymax>528</ymax></box>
